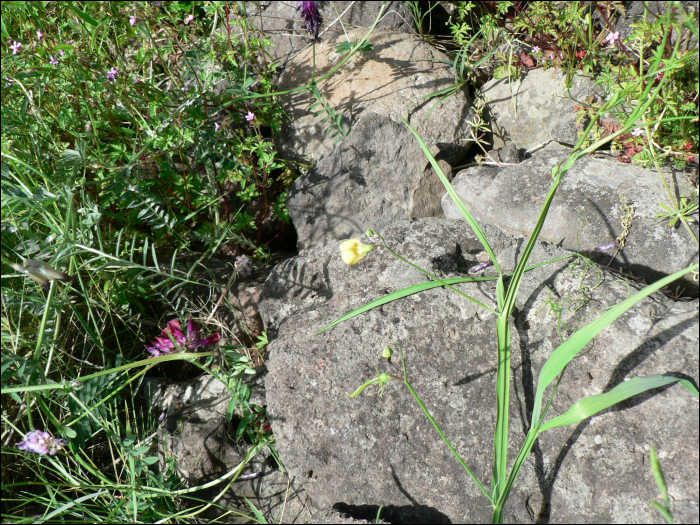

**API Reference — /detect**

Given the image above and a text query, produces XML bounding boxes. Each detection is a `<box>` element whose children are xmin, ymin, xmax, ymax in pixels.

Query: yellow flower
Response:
<box><xmin>339</xmin><ymin>239</ymin><xmax>374</xmax><ymax>265</ymax></box>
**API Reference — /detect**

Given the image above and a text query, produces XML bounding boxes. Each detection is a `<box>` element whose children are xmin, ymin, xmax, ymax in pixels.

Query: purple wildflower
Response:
<box><xmin>215</xmin><ymin>122</ymin><xmax>221</xmax><ymax>132</ymax></box>
<box><xmin>470</xmin><ymin>261</ymin><xmax>494</xmax><ymax>273</ymax></box>
<box><xmin>37</xmin><ymin>30</ymin><xmax>44</xmax><ymax>41</ymax></box>
<box><xmin>595</xmin><ymin>243</ymin><xmax>616</xmax><ymax>251</ymax></box>
<box><xmin>235</xmin><ymin>255</ymin><xmax>253</xmax><ymax>277</ymax></box>
<box><xmin>531</xmin><ymin>46</ymin><xmax>541</xmax><ymax>54</ymax></box>
<box><xmin>604</xmin><ymin>31</ymin><xmax>620</xmax><ymax>45</ymax></box>
<box><xmin>184</xmin><ymin>14</ymin><xmax>194</xmax><ymax>25</ymax></box>
<box><xmin>17</xmin><ymin>430</ymin><xmax>68</xmax><ymax>456</ymax></box>
<box><xmin>106</xmin><ymin>67</ymin><xmax>119</xmax><ymax>81</ymax></box>
<box><xmin>129</xmin><ymin>16</ymin><xmax>137</xmax><ymax>27</ymax></box>
<box><xmin>10</xmin><ymin>40</ymin><xmax>22</xmax><ymax>55</ymax></box>
<box><xmin>50</xmin><ymin>56</ymin><xmax>59</xmax><ymax>66</ymax></box>
<box><xmin>146</xmin><ymin>319</ymin><xmax>221</xmax><ymax>357</ymax></box>
<box><xmin>5</xmin><ymin>77</ymin><xmax>14</xmax><ymax>87</ymax></box>
<box><xmin>245</xmin><ymin>111</ymin><xmax>255</xmax><ymax>122</ymax></box>
<box><xmin>59</xmin><ymin>49</ymin><xmax>65</xmax><ymax>56</ymax></box>
<box><xmin>66</xmin><ymin>39</ymin><xmax>75</xmax><ymax>44</ymax></box>
<box><xmin>297</xmin><ymin>1</ymin><xmax>320</xmax><ymax>39</ymax></box>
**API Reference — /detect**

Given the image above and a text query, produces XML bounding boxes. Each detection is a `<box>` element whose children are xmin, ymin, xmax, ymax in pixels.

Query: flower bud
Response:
<box><xmin>382</xmin><ymin>346</ymin><xmax>393</xmax><ymax>359</ymax></box>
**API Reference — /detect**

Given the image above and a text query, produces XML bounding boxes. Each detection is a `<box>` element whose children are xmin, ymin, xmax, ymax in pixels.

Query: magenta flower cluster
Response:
<box><xmin>146</xmin><ymin>319</ymin><xmax>221</xmax><ymax>357</ymax></box>
<box><xmin>17</xmin><ymin>430</ymin><xmax>68</xmax><ymax>456</ymax></box>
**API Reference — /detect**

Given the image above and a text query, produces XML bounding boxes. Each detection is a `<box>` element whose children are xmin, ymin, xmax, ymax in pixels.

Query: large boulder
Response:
<box><xmin>442</xmin><ymin>151</ymin><xmax>700</xmax><ymax>294</ymax></box>
<box><xmin>287</xmin><ymin>112</ymin><xmax>452</xmax><ymax>251</ymax></box>
<box><xmin>276</xmin><ymin>27</ymin><xmax>474</xmax><ymax>165</ymax></box>
<box><xmin>481</xmin><ymin>68</ymin><xmax>604</xmax><ymax>151</ymax></box>
<box><xmin>259</xmin><ymin>217</ymin><xmax>699</xmax><ymax>523</ymax></box>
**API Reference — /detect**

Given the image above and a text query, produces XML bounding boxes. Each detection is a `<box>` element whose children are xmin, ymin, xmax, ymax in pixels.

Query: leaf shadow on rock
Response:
<box><xmin>163</xmin><ymin>407</ymin><xmax>230</xmax><ymax>482</ymax></box>
<box><xmin>285</xmin><ymin>32</ymin><xmax>456</xmax><ymax>143</ymax></box>
<box><xmin>429</xmin><ymin>242</ymin><xmax>477</xmax><ymax>275</ymax></box>
<box><xmin>514</xmin><ymin>260</ymin><xmax>699</xmax><ymax>523</ymax></box>
<box><xmin>260</xmin><ymin>255</ymin><xmax>333</xmax><ymax>341</ymax></box>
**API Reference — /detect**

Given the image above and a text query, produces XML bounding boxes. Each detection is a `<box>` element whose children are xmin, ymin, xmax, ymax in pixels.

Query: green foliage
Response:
<box><xmin>447</xmin><ymin>1</ymin><xmax>698</xmax><ymax>167</ymax></box>
<box><xmin>335</xmin><ymin>41</ymin><xmax>373</xmax><ymax>54</ymax></box>
<box><xmin>308</xmin><ymin>80</ymin><xmax>350</xmax><ymax>142</ymax></box>
<box><xmin>650</xmin><ymin>446</ymin><xmax>674</xmax><ymax>524</ymax></box>
<box><xmin>1</xmin><ymin>0</ymin><xmax>292</xmax><ymax>257</ymax></box>
<box><xmin>0</xmin><ymin>1</ymin><xmax>293</xmax><ymax>521</ymax></box>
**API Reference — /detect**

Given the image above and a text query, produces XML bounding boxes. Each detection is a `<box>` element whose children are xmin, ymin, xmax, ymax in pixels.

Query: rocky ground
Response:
<box><xmin>143</xmin><ymin>3</ymin><xmax>699</xmax><ymax>523</ymax></box>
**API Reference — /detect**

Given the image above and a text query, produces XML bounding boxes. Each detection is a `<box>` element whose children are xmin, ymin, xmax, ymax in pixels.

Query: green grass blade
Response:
<box><xmin>402</xmin><ymin>119</ymin><xmax>502</xmax><ymax>275</ymax></box>
<box><xmin>243</xmin><ymin>497</ymin><xmax>268</xmax><ymax>524</ymax></box>
<box><xmin>531</xmin><ymin>263</ymin><xmax>698</xmax><ymax>427</ymax></box>
<box><xmin>316</xmin><ymin>256</ymin><xmax>576</xmax><ymax>336</ymax></box>
<box><xmin>316</xmin><ymin>276</ymin><xmax>496</xmax><ymax>335</ymax></box>
<box><xmin>651</xmin><ymin>501</ymin><xmax>674</xmax><ymax>524</ymax></box>
<box><xmin>539</xmin><ymin>376</ymin><xmax>698</xmax><ymax>432</ymax></box>
<box><xmin>650</xmin><ymin>446</ymin><xmax>672</xmax><ymax>516</ymax></box>
<box><xmin>492</xmin><ymin>313</ymin><xmax>511</xmax><ymax>500</ymax></box>
<box><xmin>66</xmin><ymin>2</ymin><xmax>100</xmax><ymax>27</ymax></box>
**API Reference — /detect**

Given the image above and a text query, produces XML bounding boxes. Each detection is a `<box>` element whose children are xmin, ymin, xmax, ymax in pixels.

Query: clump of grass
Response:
<box><xmin>1</xmin><ymin>1</ymin><xmax>388</xmax><ymax>521</ymax></box>
<box><xmin>0</xmin><ymin>1</ymin><xmax>287</xmax><ymax>521</ymax></box>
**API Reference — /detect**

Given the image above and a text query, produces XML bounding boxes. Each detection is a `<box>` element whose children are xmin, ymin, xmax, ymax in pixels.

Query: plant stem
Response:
<box><xmin>403</xmin><ymin>378</ymin><xmax>493</xmax><ymax>504</ymax></box>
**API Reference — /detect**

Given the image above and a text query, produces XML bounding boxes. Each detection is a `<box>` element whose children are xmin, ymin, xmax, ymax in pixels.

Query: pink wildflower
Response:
<box><xmin>604</xmin><ymin>31</ymin><xmax>620</xmax><ymax>45</ymax></box>
<box><xmin>146</xmin><ymin>319</ymin><xmax>221</xmax><ymax>358</ymax></box>
<box><xmin>17</xmin><ymin>430</ymin><xmax>68</xmax><ymax>456</ymax></box>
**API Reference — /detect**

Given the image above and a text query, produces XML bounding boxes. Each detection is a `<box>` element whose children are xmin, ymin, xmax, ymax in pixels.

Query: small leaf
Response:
<box><xmin>520</xmin><ymin>51</ymin><xmax>534</xmax><ymax>68</ymax></box>
<box><xmin>335</xmin><ymin>41</ymin><xmax>353</xmax><ymax>53</ymax></box>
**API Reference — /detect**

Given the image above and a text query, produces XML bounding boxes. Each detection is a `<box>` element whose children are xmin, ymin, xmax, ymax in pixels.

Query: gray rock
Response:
<box><xmin>508</xmin><ymin>239</ymin><xmax>700</xmax><ymax>525</ymax></box>
<box><xmin>237</xmin><ymin>2</ymin><xmax>415</xmax><ymax>63</ymax></box>
<box><xmin>276</xmin><ymin>27</ymin><xmax>474</xmax><ymax>165</ymax></box>
<box><xmin>482</xmin><ymin>68</ymin><xmax>604</xmax><ymax>151</ymax></box>
<box><xmin>287</xmin><ymin>112</ymin><xmax>453</xmax><ymax>251</ymax></box>
<box><xmin>259</xmin><ymin>217</ymin><xmax>699</xmax><ymax>524</ymax></box>
<box><xmin>442</xmin><ymin>152</ymin><xmax>699</xmax><ymax>294</ymax></box>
